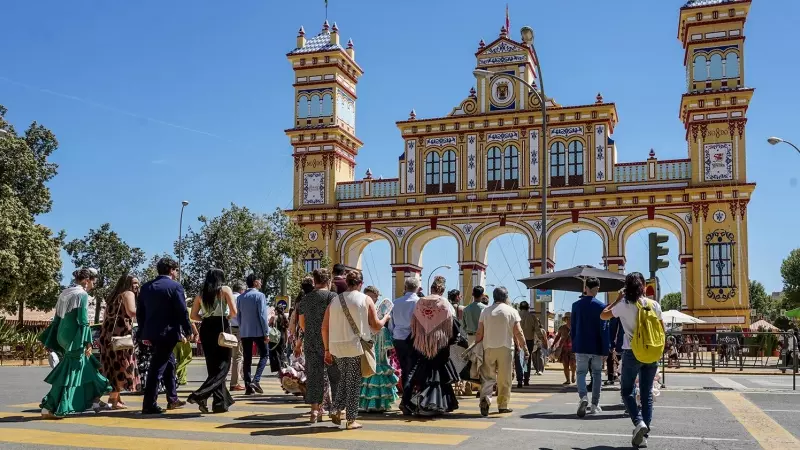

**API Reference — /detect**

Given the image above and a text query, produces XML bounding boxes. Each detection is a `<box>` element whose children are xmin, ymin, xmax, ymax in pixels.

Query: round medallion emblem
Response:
<box><xmin>308</xmin><ymin>231</ymin><xmax>318</xmax><ymax>241</ymax></box>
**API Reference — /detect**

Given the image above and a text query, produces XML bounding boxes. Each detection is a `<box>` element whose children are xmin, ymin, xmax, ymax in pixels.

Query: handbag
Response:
<box><xmin>216</xmin><ymin>297</ymin><xmax>238</xmax><ymax>349</ymax></box>
<box><xmin>338</xmin><ymin>293</ymin><xmax>376</xmax><ymax>378</ymax></box>
<box><xmin>110</xmin><ymin>298</ymin><xmax>134</xmax><ymax>351</ymax></box>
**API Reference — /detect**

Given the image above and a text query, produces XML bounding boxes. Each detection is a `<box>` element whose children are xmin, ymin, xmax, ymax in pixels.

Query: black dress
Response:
<box><xmin>403</xmin><ymin>319</ymin><xmax>467</xmax><ymax>416</ymax></box>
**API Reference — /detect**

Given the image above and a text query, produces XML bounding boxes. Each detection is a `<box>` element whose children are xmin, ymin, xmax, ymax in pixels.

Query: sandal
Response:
<box><xmin>188</xmin><ymin>397</ymin><xmax>209</xmax><ymax>414</ymax></box>
<box><xmin>330</xmin><ymin>411</ymin><xmax>342</xmax><ymax>425</ymax></box>
<box><xmin>111</xmin><ymin>403</ymin><xmax>128</xmax><ymax>410</ymax></box>
<box><xmin>309</xmin><ymin>410</ymin><xmax>321</xmax><ymax>424</ymax></box>
<box><xmin>345</xmin><ymin>420</ymin><xmax>363</xmax><ymax>430</ymax></box>
<box><xmin>41</xmin><ymin>410</ymin><xmax>62</xmax><ymax>420</ymax></box>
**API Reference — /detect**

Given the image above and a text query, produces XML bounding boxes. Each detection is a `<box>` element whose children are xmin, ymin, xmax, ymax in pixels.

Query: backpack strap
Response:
<box><xmin>338</xmin><ymin>293</ymin><xmax>362</xmax><ymax>339</ymax></box>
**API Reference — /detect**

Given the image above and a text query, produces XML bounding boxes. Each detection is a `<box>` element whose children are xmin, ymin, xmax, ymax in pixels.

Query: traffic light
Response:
<box><xmin>648</xmin><ymin>232</ymin><xmax>669</xmax><ymax>278</ymax></box>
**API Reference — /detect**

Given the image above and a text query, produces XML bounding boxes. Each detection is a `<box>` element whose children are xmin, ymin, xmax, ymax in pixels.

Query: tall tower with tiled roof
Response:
<box><xmin>678</xmin><ymin>0</ymin><xmax>752</xmax><ymax>186</ymax></box>
<box><xmin>287</xmin><ymin>21</ymin><xmax>363</xmax><ymax>209</ymax></box>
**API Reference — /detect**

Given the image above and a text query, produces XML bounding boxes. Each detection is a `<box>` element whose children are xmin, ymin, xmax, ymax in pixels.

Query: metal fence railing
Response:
<box><xmin>660</xmin><ymin>330</ymin><xmax>799</xmax><ymax>391</ymax></box>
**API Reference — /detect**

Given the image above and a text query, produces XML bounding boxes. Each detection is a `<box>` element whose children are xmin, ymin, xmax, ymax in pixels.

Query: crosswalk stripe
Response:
<box><xmin>0</xmin><ymin>412</ymin><xmax>469</xmax><ymax>445</ymax></box>
<box><xmin>713</xmin><ymin>392</ymin><xmax>800</xmax><ymax>449</ymax></box>
<box><xmin>711</xmin><ymin>377</ymin><xmax>748</xmax><ymax>391</ymax></box>
<box><xmin>0</xmin><ymin>428</ymin><xmax>330</xmax><ymax>450</ymax></box>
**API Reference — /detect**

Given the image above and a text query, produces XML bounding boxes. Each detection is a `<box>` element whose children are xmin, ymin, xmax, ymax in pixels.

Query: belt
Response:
<box><xmin>467</xmin><ymin>332</ymin><xmax>476</xmax><ymax>336</ymax></box>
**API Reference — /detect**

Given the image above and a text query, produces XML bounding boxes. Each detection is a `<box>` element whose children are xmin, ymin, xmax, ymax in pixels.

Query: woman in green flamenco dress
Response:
<box><xmin>359</xmin><ymin>287</ymin><xmax>398</xmax><ymax>413</ymax></box>
<box><xmin>38</xmin><ymin>268</ymin><xmax>112</xmax><ymax>419</ymax></box>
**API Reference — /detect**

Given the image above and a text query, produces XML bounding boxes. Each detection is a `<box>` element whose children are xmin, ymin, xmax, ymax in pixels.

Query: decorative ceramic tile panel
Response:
<box><xmin>406</xmin><ymin>140</ymin><xmax>417</xmax><ymax>193</ymax></box>
<box><xmin>467</xmin><ymin>134</ymin><xmax>477</xmax><ymax>190</ymax></box>
<box><xmin>595</xmin><ymin>125</ymin><xmax>606</xmax><ymax>182</ymax></box>
<box><xmin>529</xmin><ymin>129</ymin><xmax>540</xmax><ymax>186</ymax></box>
<box><xmin>487</xmin><ymin>131</ymin><xmax>519</xmax><ymax>142</ymax></box>
<box><xmin>303</xmin><ymin>172</ymin><xmax>325</xmax><ymax>205</ymax></box>
<box><xmin>550</xmin><ymin>126</ymin><xmax>584</xmax><ymax>138</ymax></box>
<box><xmin>704</xmin><ymin>143</ymin><xmax>733</xmax><ymax>181</ymax></box>
<box><xmin>426</xmin><ymin>136</ymin><xmax>456</xmax><ymax>146</ymax></box>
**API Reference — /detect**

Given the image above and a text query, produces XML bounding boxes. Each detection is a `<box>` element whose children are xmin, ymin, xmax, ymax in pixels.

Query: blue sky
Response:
<box><xmin>3</xmin><ymin>1</ymin><xmax>798</xmax><ymax>311</ymax></box>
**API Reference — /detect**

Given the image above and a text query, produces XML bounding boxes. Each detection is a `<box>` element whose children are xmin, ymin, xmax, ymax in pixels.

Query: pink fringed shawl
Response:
<box><xmin>411</xmin><ymin>295</ymin><xmax>454</xmax><ymax>359</ymax></box>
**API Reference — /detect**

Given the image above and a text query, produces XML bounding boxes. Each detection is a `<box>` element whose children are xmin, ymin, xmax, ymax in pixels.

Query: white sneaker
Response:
<box><xmin>588</xmin><ymin>404</ymin><xmax>602</xmax><ymax>415</ymax></box>
<box><xmin>632</xmin><ymin>421</ymin><xmax>648</xmax><ymax>447</ymax></box>
<box><xmin>577</xmin><ymin>396</ymin><xmax>588</xmax><ymax>418</ymax></box>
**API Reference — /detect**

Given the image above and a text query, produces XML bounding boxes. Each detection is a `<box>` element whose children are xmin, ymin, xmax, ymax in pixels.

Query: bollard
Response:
<box><xmin>739</xmin><ymin>347</ymin><xmax>744</xmax><ymax>372</ymax></box>
<box><xmin>711</xmin><ymin>351</ymin><xmax>716</xmax><ymax>373</ymax></box>
<box><xmin>794</xmin><ymin>335</ymin><xmax>798</xmax><ymax>391</ymax></box>
<box><xmin>693</xmin><ymin>350</ymin><xmax>697</xmax><ymax>369</ymax></box>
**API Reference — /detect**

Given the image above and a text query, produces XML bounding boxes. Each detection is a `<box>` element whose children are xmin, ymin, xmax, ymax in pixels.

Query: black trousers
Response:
<box><xmin>242</xmin><ymin>337</ymin><xmax>269</xmax><ymax>386</ymax></box>
<box><xmin>188</xmin><ymin>317</ymin><xmax>234</xmax><ymax>412</ymax></box>
<box><xmin>607</xmin><ymin>350</ymin><xmax>617</xmax><ymax>381</ymax></box>
<box><xmin>394</xmin><ymin>338</ymin><xmax>414</xmax><ymax>403</ymax></box>
<box><xmin>142</xmin><ymin>339</ymin><xmax>179</xmax><ymax>411</ymax></box>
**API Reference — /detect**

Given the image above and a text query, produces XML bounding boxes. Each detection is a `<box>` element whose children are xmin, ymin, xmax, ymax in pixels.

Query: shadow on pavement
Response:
<box><xmin>520</xmin><ymin>412</ymin><xmax>628</xmax><ymax>420</ymax></box>
<box><xmin>0</xmin><ymin>415</ymin><xmax>43</xmax><ymax>423</ymax></box>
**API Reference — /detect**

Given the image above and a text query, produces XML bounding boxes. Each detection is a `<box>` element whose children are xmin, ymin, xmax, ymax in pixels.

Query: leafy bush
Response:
<box><xmin>16</xmin><ymin>331</ymin><xmax>46</xmax><ymax>365</ymax></box>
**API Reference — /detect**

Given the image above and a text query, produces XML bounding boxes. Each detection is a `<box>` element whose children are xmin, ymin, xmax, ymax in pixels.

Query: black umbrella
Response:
<box><xmin>518</xmin><ymin>265</ymin><xmax>626</xmax><ymax>293</ymax></box>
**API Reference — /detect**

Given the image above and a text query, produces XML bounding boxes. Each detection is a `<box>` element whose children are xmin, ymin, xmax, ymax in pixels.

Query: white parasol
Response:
<box><xmin>662</xmin><ymin>310</ymin><xmax>707</xmax><ymax>325</ymax></box>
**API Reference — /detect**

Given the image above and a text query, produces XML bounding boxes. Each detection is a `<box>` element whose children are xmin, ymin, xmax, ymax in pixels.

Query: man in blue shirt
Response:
<box><xmin>390</xmin><ymin>276</ymin><xmax>420</xmax><ymax>411</ymax></box>
<box><xmin>237</xmin><ymin>273</ymin><xmax>269</xmax><ymax>395</ymax></box>
<box><xmin>571</xmin><ymin>277</ymin><xmax>609</xmax><ymax>418</ymax></box>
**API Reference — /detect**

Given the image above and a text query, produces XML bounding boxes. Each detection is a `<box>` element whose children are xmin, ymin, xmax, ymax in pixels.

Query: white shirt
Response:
<box><xmin>611</xmin><ymin>297</ymin><xmax>663</xmax><ymax>350</ymax></box>
<box><xmin>479</xmin><ymin>302</ymin><xmax>521</xmax><ymax>350</ymax></box>
<box><xmin>329</xmin><ymin>290</ymin><xmax>371</xmax><ymax>358</ymax></box>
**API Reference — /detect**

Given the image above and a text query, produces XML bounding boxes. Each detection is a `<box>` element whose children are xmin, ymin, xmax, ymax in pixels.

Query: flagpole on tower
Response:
<box><xmin>325</xmin><ymin>0</ymin><xmax>328</xmax><ymax>21</ymax></box>
<box><xmin>505</xmin><ymin>3</ymin><xmax>510</xmax><ymax>33</ymax></box>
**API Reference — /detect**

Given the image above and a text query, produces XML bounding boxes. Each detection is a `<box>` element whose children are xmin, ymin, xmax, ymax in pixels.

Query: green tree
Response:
<box><xmin>660</xmin><ymin>292</ymin><xmax>681</xmax><ymax>311</ymax></box>
<box><xmin>64</xmin><ymin>223</ymin><xmax>146</xmax><ymax>323</ymax></box>
<box><xmin>178</xmin><ymin>204</ymin><xmax>306</xmax><ymax>300</ymax></box>
<box><xmin>0</xmin><ymin>106</ymin><xmax>64</xmax><ymax>320</ymax></box>
<box><xmin>781</xmin><ymin>249</ymin><xmax>800</xmax><ymax>310</ymax></box>
<box><xmin>749</xmin><ymin>280</ymin><xmax>779</xmax><ymax>321</ymax></box>
<box><xmin>138</xmin><ymin>252</ymin><xmax>175</xmax><ymax>285</ymax></box>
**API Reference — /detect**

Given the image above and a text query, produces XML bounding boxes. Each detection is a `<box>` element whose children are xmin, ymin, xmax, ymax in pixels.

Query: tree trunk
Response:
<box><xmin>94</xmin><ymin>299</ymin><xmax>101</xmax><ymax>324</ymax></box>
<box><xmin>17</xmin><ymin>300</ymin><xmax>24</xmax><ymax>325</ymax></box>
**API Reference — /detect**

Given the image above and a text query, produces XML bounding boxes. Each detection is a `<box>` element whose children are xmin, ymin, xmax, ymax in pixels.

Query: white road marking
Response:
<box><xmin>763</xmin><ymin>409</ymin><xmax>800</xmax><ymax>413</ymax></box>
<box><xmin>502</xmin><ymin>428</ymin><xmax>740</xmax><ymax>442</ymax></box>
<box><xmin>563</xmin><ymin>403</ymin><xmax>712</xmax><ymax>410</ymax></box>
<box><xmin>750</xmin><ymin>379</ymin><xmax>794</xmax><ymax>387</ymax></box>
<box><xmin>711</xmin><ymin>377</ymin><xmax>749</xmax><ymax>391</ymax></box>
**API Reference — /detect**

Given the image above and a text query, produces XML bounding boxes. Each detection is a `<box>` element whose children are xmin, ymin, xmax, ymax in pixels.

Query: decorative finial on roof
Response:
<box><xmin>649</xmin><ymin>148</ymin><xmax>656</xmax><ymax>158</ymax></box>
<box><xmin>409</xmin><ymin>109</ymin><xmax>417</xmax><ymax>120</ymax></box>
<box><xmin>323</xmin><ymin>20</ymin><xmax>330</xmax><ymax>31</ymax></box>
<box><xmin>298</xmin><ymin>26</ymin><xmax>305</xmax><ymax>36</ymax></box>
<box><xmin>596</xmin><ymin>92</ymin><xmax>603</xmax><ymax>104</ymax></box>
<box><xmin>365</xmin><ymin>168</ymin><xmax>373</xmax><ymax>179</ymax></box>
<box><xmin>332</xmin><ymin>22</ymin><xmax>339</xmax><ymax>32</ymax></box>
<box><xmin>469</xmin><ymin>87</ymin><xmax>476</xmax><ymax>98</ymax></box>
<box><xmin>479</xmin><ymin>39</ymin><xmax>486</xmax><ymax>50</ymax></box>
<box><xmin>500</xmin><ymin>25</ymin><xmax>508</xmax><ymax>37</ymax></box>
<box><xmin>347</xmin><ymin>38</ymin><xmax>354</xmax><ymax>48</ymax></box>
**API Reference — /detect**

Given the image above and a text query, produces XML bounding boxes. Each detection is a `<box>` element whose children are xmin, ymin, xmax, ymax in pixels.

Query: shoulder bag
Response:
<box><xmin>111</xmin><ymin>297</ymin><xmax>134</xmax><ymax>351</ymax></box>
<box><xmin>338</xmin><ymin>293</ymin><xmax>376</xmax><ymax>377</ymax></box>
<box><xmin>217</xmin><ymin>297</ymin><xmax>239</xmax><ymax>348</ymax></box>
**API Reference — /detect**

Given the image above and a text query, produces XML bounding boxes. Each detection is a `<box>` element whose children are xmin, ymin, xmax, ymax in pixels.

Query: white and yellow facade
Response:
<box><xmin>286</xmin><ymin>1</ymin><xmax>756</xmax><ymax>327</ymax></box>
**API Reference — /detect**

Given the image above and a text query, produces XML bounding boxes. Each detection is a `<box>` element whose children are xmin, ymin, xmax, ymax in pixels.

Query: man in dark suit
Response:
<box><xmin>137</xmin><ymin>257</ymin><xmax>194</xmax><ymax>414</ymax></box>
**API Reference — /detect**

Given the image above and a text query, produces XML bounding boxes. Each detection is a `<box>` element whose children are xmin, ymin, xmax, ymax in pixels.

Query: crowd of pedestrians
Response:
<box><xmin>36</xmin><ymin>257</ymin><xmax>665</xmax><ymax>447</ymax></box>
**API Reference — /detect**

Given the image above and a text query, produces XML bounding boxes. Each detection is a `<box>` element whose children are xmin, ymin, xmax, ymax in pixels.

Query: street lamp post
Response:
<box><xmin>474</xmin><ymin>25</ymin><xmax>549</xmax><ymax>333</ymax></box>
<box><xmin>767</xmin><ymin>136</ymin><xmax>800</xmax><ymax>154</ymax></box>
<box><xmin>178</xmin><ymin>200</ymin><xmax>189</xmax><ymax>283</ymax></box>
<box><xmin>427</xmin><ymin>265</ymin><xmax>453</xmax><ymax>292</ymax></box>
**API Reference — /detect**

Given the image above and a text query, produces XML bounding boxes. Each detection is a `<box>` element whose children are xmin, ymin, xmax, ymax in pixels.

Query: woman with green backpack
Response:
<box><xmin>600</xmin><ymin>272</ymin><xmax>665</xmax><ymax>449</ymax></box>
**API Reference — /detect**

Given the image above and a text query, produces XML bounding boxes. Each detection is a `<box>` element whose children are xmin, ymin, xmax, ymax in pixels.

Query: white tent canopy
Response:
<box><xmin>662</xmin><ymin>310</ymin><xmax>706</xmax><ymax>325</ymax></box>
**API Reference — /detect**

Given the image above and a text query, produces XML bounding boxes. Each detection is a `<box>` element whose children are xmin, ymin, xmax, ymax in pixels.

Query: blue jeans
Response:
<box><xmin>620</xmin><ymin>349</ymin><xmax>659</xmax><ymax>427</ymax></box>
<box><xmin>576</xmin><ymin>353</ymin><xmax>603</xmax><ymax>406</ymax></box>
<box><xmin>242</xmin><ymin>337</ymin><xmax>269</xmax><ymax>385</ymax></box>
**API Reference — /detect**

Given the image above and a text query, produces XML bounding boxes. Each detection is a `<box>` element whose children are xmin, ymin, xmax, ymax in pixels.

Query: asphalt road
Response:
<box><xmin>0</xmin><ymin>365</ymin><xmax>797</xmax><ymax>449</ymax></box>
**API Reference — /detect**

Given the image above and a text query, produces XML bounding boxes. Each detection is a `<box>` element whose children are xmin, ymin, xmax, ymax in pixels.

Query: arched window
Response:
<box><xmin>297</xmin><ymin>95</ymin><xmax>309</xmax><ymax>118</ymax></box>
<box><xmin>726</xmin><ymin>52</ymin><xmax>740</xmax><ymax>78</ymax></box>
<box><xmin>550</xmin><ymin>142</ymin><xmax>566</xmax><ymax>187</ymax></box>
<box><xmin>567</xmin><ymin>140</ymin><xmax>584</xmax><ymax>185</ymax></box>
<box><xmin>441</xmin><ymin>150</ymin><xmax>457</xmax><ymax>193</ymax></box>
<box><xmin>321</xmin><ymin>93</ymin><xmax>333</xmax><ymax>116</ymax></box>
<box><xmin>504</xmin><ymin>145</ymin><xmax>519</xmax><ymax>189</ymax></box>
<box><xmin>425</xmin><ymin>152</ymin><xmax>441</xmax><ymax>195</ymax></box>
<box><xmin>693</xmin><ymin>55</ymin><xmax>707</xmax><ymax>81</ymax></box>
<box><xmin>309</xmin><ymin>94</ymin><xmax>321</xmax><ymax>117</ymax></box>
<box><xmin>709</xmin><ymin>54</ymin><xmax>723</xmax><ymax>80</ymax></box>
<box><xmin>487</xmin><ymin>146</ymin><xmax>502</xmax><ymax>191</ymax></box>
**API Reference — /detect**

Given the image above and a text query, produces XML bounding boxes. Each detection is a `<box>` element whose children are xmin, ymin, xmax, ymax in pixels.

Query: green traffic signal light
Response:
<box><xmin>648</xmin><ymin>232</ymin><xmax>670</xmax><ymax>274</ymax></box>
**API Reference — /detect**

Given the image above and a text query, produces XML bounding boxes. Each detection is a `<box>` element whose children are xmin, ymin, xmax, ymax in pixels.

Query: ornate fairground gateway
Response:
<box><xmin>285</xmin><ymin>0</ymin><xmax>756</xmax><ymax>327</ymax></box>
